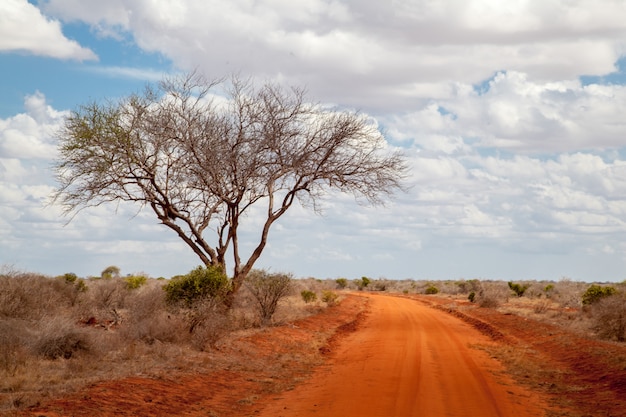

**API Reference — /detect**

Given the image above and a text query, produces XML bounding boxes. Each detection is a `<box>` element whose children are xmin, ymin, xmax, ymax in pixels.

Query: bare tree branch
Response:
<box><xmin>53</xmin><ymin>72</ymin><xmax>408</xmax><ymax>297</ymax></box>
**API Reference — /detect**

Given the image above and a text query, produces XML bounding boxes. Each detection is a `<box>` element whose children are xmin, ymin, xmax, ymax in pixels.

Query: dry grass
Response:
<box><xmin>0</xmin><ymin>270</ymin><xmax>331</xmax><ymax>413</ymax></box>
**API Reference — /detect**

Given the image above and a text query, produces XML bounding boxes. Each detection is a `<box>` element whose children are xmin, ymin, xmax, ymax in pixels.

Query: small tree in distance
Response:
<box><xmin>101</xmin><ymin>266</ymin><xmax>121</xmax><ymax>280</ymax></box>
<box><xmin>53</xmin><ymin>72</ymin><xmax>407</xmax><ymax>302</ymax></box>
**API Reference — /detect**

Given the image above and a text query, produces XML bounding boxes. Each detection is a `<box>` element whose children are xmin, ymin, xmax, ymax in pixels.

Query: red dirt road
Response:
<box><xmin>258</xmin><ymin>294</ymin><xmax>546</xmax><ymax>417</ymax></box>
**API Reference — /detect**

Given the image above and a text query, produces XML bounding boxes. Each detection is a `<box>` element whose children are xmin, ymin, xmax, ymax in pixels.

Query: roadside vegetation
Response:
<box><xmin>0</xmin><ymin>265</ymin><xmax>340</xmax><ymax>412</ymax></box>
<box><xmin>2</xmin><ymin>264</ymin><xmax>625</xmax><ymax>413</ymax></box>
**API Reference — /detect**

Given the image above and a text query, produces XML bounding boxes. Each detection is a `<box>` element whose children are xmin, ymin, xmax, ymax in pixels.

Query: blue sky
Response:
<box><xmin>2</xmin><ymin>0</ymin><xmax>626</xmax><ymax>282</ymax></box>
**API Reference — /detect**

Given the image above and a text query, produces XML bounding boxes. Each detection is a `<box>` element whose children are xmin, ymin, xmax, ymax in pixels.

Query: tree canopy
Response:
<box><xmin>54</xmin><ymin>72</ymin><xmax>407</xmax><ymax>295</ymax></box>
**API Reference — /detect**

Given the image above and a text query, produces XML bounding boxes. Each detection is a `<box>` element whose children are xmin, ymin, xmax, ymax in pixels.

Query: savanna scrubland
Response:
<box><xmin>1</xmin><ymin>265</ymin><xmax>626</xmax><ymax>416</ymax></box>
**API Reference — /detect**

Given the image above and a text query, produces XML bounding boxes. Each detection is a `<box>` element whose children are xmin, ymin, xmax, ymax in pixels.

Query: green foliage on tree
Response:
<box><xmin>101</xmin><ymin>266</ymin><xmax>121</xmax><ymax>280</ymax></box>
<box><xmin>164</xmin><ymin>266</ymin><xmax>231</xmax><ymax>307</ymax></box>
<box><xmin>508</xmin><ymin>281</ymin><xmax>530</xmax><ymax>298</ymax></box>
<box><xmin>582</xmin><ymin>284</ymin><xmax>617</xmax><ymax>306</ymax></box>
<box><xmin>468</xmin><ymin>291</ymin><xmax>476</xmax><ymax>303</ymax></box>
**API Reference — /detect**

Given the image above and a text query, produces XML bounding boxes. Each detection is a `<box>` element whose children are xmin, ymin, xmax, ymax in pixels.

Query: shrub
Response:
<box><xmin>508</xmin><ymin>281</ymin><xmax>530</xmax><ymax>297</ymax></box>
<box><xmin>164</xmin><ymin>266</ymin><xmax>230</xmax><ymax>307</ymax></box>
<box><xmin>121</xmin><ymin>285</ymin><xmax>185</xmax><ymax>345</ymax></box>
<box><xmin>301</xmin><ymin>290</ymin><xmax>317</xmax><ymax>303</ymax></box>
<box><xmin>125</xmin><ymin>275</ymin><xmax>147</xmax><ymax>290</ymax></box>
<box><xmin>335</xmin><ymin>278</ymin><xmax>348</xmax><ymax>289</ymax></box>
<box><xmin>425</xmin><ymin>285</ymin><xmax>439</xmax><ymax>295</ymax></box>
<box><xmin>590</xmin><ymin>294</ymin><xmax>626</xmax><ymax>342</ymax></box>
<box><xmin>582</xmin><ymin>284</ymin><xmax>617</xmax><ymax>306</ymax></box>
<box><xmin>468</xmin><ymin>291</ymin><xmax>476</xmax><ymax>303</ymax></box>
<box><xmin>457</xmin><ymin>279</ymin><xmax>481</xmax><ymax>294</ymax></box>
<box><xmin>62</xmin><ymin>272</ymin><xmax>78</xmax><ymax>284</ymax></box>
<box><xmin>244</xmin><ymin>270</ymin><xmax>293</xmax><ymax>326</ymax></box>
<box><xmin>187</xmin><ymin>299</ymin><xmax>232</xmax><ymax>350</ymax></box>
<box><xmin>88</xmin><ymin>278</ymin><xmax>128</xmax><ymax>323</ymax></box>
<box><xmin>0</xmin><ymin>273</ymin><xmax>67</xmax><ymax>320</ymax></box>
<box><xmin>355</xmin><ymin>277</ymin><xmax>371</xmax><ymax>291</ymax></box>
<box><xmin>321</xmin><ymin>290</ymin><xmax>339</xmax><ymax>306</ymax></box>
<box><xmin>0</xmin><ymin>319</ymin><xmax>27</xmax><ymax>376</ymax></box>
<box><xmin>476</xmin><ymin>283</ymin><xmax>507</xmax><ymax>308</ymax></box>
<box><xmin>32</xmin><ymin>318</ymin><xmax>92</xmax><ymax>359</ymax></box>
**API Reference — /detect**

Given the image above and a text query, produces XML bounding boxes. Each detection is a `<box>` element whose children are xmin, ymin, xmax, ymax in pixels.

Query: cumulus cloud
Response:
<box><xmin>39</xmin><ymin>0</ymin><xmax>626</xmax><ymax>113</ymax></box>
<box><xmin>386</xmin><ymin>71</ymin><xmax>626</xmax><ymax>154</ymax></box>
<box><xmin>0</xmin><ymin>0</ymin><xmax>96</xmax><ymax>60</ymax></box>
<box><xmin>0</xmin><ymin>92</ymin><xmax>65</xmax><ymax>160</ymax></box>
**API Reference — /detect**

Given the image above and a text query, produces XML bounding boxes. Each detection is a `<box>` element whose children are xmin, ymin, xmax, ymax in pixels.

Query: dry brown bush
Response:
<box><xmin>590</xmin><ymin>293</ymin><xmax>626</xmax><ymax>342</ymax></box>
<box><xmin>31</xmin><ymin>317</ymin><xmax>94</xmax><ymax>360</ymax></box>
<box><xmin>476</xmin><ymin>281</ymin><xmax>509</xmax><ymax>308</ymax></box>
<box><xmin>119</xmin><ymin>284</ymin><xmax>187</xmax><ymax>345</ymax></box>
<box><xmin>0</xmin><ymin>273</ymin><xmax>68</xmax><ymax>320</ymax></box>
<box><xmin>0</xmin><ymin>319</ymin><xmax>29</xmax><ymax>376</ymax></box>
<box><xmin>245</xmin><ymin>270</ymin><xmax>294</xmax><ymax>326</ymax></box>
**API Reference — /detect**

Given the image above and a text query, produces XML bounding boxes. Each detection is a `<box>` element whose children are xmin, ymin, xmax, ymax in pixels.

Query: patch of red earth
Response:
<box><xmin>417</xmin><ymin>295</ymin><xmax>626</xmax><ymax>417</ymax></box>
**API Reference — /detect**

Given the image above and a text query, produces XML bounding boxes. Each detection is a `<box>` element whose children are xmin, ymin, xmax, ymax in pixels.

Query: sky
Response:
<box><xmin>2</xmin><ymin>0</ymin><xmax>626</xmax><ymax>282</ymax></box>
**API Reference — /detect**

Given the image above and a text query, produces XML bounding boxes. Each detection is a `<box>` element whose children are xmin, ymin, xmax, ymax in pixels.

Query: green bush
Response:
<box><xmin>425</xmin><ymin>285</ymin><xmax>439</xmax><ymax>295</ymax></box>
<box><xmin>321</xmin><ymin>290</ymin><xmax>339</xmax><ymax>305</ymax></box>
<box><xmin>335</xmin><ymin>278</ymin><xmax>348</xmax><ymax>289</ymax></box>
<box><xmin>468</xmin><ymin>291</ymin><xmax>476</xmax><ymax>302</ymax></box>
<box><xmin>125</xmin><ymin>275</ymin><xmax>147</xmax><ymax>290</ymax></box>
<box><xmin>355</xmin><ymin>277</ymin><xmax>371</xmax><ymax>291</ymax></box>
<box><xmin>508</xmin><ymin>281</ymin><xmax>530</xmax><ymax>297</ymax></box>
<box><xmin>61</xmin><ymin>272</ymin><xmax>78</xmax><ymax>284</ymax></box>
<box><xmin>301</xmin><ymin>290</ymin><xmax>317</xmax><ymax>303</ymax></box>
<box><xmin>582</xmin><ymin>284</ymin><xmax>617</xmax><ymax>306</ymax></box>
<box><xmin>164</xmin><ymin>266</ymin><xmax>230</xmax><ymax>307</ymax></box>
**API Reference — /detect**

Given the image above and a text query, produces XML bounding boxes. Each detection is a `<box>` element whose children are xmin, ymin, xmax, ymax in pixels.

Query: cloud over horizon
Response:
<box><xmin>2</xmin><ymin>0</ymin><xmax>626</xmax><ymax>281</ymax></box>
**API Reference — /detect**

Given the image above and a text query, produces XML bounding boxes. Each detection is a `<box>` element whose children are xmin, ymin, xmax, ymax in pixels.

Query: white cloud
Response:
<box><xmin>0</xmin><ymin>0</ymin><xmax>96</xmax><ymax>60</ymax></box>
<box><xmin>387</xmin><ymin>71</ymin><xmax>626</xmax><ymax>154</ymax></box>
<box><xmin>84</xmin><ymin>66</ymin><xmax>170</xmax><ymax>82</ymax></box>
<box><xmin>35</xmin><ymin>0</ymin><xmax>626</xmax><ymax>113</ymax></box>
<box><xmin>0</xmin><ymin>92</ymin><xmax>65</xmax><ymax>160</ymax></box>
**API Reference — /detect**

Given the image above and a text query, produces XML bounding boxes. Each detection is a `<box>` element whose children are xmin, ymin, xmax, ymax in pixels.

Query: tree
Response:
<box><xmin>53</xmin><ymin>72</ymin><xmax>407</xmax><ymax>299</ymax></box>
<box><xmin>101</xmin><ymin>265</ymin><xmax>121</xmax><ymax>279</ymax></box>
